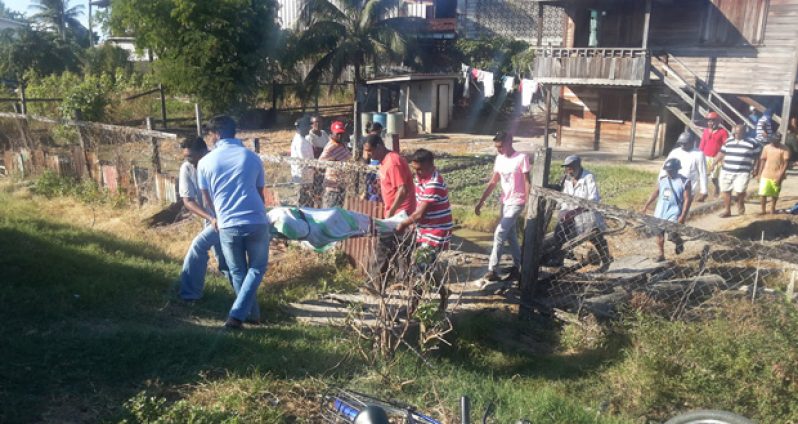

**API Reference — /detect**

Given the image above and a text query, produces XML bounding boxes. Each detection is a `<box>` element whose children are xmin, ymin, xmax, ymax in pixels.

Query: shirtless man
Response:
<box><xmin>756</xmin><ymin>135</ymin><xmax>790</xmax><ymax>214</ymax></box>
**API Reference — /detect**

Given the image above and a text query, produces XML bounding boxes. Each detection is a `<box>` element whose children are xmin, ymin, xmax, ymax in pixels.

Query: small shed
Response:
<box><xmin>366</xmin><ymin>74</ymin><xmax>458</xmax><ymax>134</ymax></box>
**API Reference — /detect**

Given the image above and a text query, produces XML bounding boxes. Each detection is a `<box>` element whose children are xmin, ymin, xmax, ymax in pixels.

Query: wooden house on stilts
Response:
<box><xmin>532</xmin><ymin>0</ymin><xmax>798</xmax><ymax>159</ymax></box>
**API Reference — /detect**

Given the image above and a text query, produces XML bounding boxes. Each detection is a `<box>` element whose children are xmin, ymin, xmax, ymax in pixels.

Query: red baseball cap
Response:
<box><xmin>330</xmin><ymin>121</ymin><xmax>346</xmax><ymax>134</ymax></box>
<box><xmin>705</xmin><ymin>112</ymin><xmax>719</xmax><ymax>120</ymax></box>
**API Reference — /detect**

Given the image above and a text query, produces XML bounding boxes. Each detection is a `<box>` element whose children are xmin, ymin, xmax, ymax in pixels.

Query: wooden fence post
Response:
<box><xmin>146</xmin><ymin>117</ymin><xmax>162</xmax><ymax>173</ymax></box>
<box><xmin>520</xmin><ymin>147</ymin><xmax>552</xmax><ymax>318</ymax></box>
<box><xmin>74</xmin><ymin>110</ymin><xmax>94</xmax><ymax>180</ymax></box>
<box><xmin>253</xmin><ymin>138</ymin><xmax>261</xmax><ymax>153</ymax></box>
<box><xmin>194</xmin><ymin>103</ymin><xmax>202</xmax><ymax>136</ymax></box>
<box><xmin>19</xmin><ymin>83</ymin><xmax>27</xmax><ymax>115</ymax></box>
<box><xmin>159</xmin><ymin>84</ymin><xmax>167</xmax><ymax>129</ymax></box>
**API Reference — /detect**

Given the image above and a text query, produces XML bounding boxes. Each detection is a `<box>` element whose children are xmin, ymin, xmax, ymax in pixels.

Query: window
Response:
<box><xmin>701</xmin><ymin>0</ymin><xmax>769</xmax><ymax>46</ymax></box>
<box><xmin>599</xmin><ymin>92</ymin><xmax>632</xmax><ymax>122</ymax></box>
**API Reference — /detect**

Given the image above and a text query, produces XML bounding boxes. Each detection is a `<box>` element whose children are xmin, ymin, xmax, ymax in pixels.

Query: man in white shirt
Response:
<box><xmin>306</xmin><ymin>116</ymin><xmax>329</xmax><ymax>158</ymax></box>
<box><xmin>551</xmin><ymin>155</ymin><xmax>612</xmax><ymax>271</ymax></box>
<box><xmin>290</xmin><ymin>117</ymin><xmax>315</xmax><ymax>207</ymax></box>
<box><xmin>659</xmin><ymin>132</ymin><xmax>708</xmax><ymax>201</ymax></box>
<box><xmin>475</xmin><ymin>132</ymin><xmax>530</xmax><ymax>282</ymax></box>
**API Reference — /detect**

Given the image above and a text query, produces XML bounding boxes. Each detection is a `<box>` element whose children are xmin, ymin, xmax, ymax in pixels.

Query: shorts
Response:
<box><xmin>758</xmin><ymin>177</ymin><xmax>781</xmax><ymax>197</ymax></box>
<box><xmin>719</xmin><ymin>170</ymin><xmax>750</xmax><ymax>194</ymax></box>
<box><xmin>707</xmin><ymin>157</ymin><xmax>721</xmax><ymax>179</ymax></box>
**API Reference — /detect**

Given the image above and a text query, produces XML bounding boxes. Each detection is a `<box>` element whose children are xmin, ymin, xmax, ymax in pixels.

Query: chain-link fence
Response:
<box><xmin>530</xmin><ymin>184</ymin><xmax>798</xmax><ymax>321</ymax></box>
<box><xmin>3</xmin><ymin>113</ymin><xmax>795</xmax><ymax>323</ymax></box>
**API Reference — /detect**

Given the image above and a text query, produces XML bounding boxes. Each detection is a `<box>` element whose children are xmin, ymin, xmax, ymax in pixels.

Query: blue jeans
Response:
<box><xmin>179</xmin><ymin>224</ymin><xmax>233</xmax><ymax>300</ymax></box>
<box><xmin>219</xmin><ymin>224</ymin><xmax>270</xmax><ymax>321</ymax></box>
<box><xmin>488</xmin><ymin>204</ymin><xmax>524</xmax><ymax>271</ymax></box>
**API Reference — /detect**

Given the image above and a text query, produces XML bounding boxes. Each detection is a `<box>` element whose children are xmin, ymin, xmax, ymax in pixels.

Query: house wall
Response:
<box><xmin>558</xmin><ymin>86</ymin><xmax>663</xmax><ymax>158</ymax></box>
<box><xmin>648</xmin><ymin>0</ymin><xmax>798</xmax><ymax>96</ymax></box>
<box><xmin>400</xmin><ymin>79</ymin><xmax>454</xmax><ymax>133</ymax></box>
<box><xmin>456</xmin><ymin>0</ymin><xmax>564</xmax><ymax>45</ymax></box>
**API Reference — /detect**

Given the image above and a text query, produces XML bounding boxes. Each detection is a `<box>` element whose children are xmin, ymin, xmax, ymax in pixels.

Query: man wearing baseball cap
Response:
<box><xmin>550</xmin><ymin>155</ymin><xmax>612</xmax><ymax>271</ymax></box>
<box><xmin>658</xmin><ymin>132</ymin><xmax>707</xmax><ymax>200</ymax></box>
<box><xmin>318</xmin><ymin>120</ymin><xmax>351</xmax><ymax>208</ymax></box>
<box><xmin>642</xmin><ymin>158</ymin><xmax>692</xmax><ymax>263</ymax></box>
<box><xmin>698</xmin><ymin>111</ymin><xmax>728</xmax><ymax>201</ymax></box>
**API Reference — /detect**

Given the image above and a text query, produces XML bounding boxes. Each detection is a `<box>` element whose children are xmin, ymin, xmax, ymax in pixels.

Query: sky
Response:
<box><xmin>5</xmin><ymin>0</ymin><xmax>91</xmax><ymax>27</ymax></box>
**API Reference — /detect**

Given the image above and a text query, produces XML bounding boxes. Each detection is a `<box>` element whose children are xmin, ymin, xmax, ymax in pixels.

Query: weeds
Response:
<box><xmin>32</xmin><ymin>171</ymin><xmax>127</xmax><ymax>207</ymax></box>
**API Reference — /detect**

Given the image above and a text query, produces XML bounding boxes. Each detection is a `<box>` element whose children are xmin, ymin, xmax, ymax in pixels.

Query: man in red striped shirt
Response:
<box><xmin>397</xmin><ymin>148</ymin><xmax>453</xmax><ymax>249</ymax></box>
<box><xmin>397</xmin><ymin>148</ymin><xmax>452</xmax><ymax>311</ymax></box>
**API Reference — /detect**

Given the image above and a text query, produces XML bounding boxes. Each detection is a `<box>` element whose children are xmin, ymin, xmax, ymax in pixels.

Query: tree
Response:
<box><xmin>29</xmin><ymin>0</ymin><xmax>85</xmax><ymax>41</ymax></box>
<box><xmin>0</xmin><ymin>1</ymin><xmax>27</xmax><ymax>21</ymax></box>
<box><xmin>110</xmin><ymin>0</ymin><xmax>280</xmax><ymax>113</ymax></box>
<box><xmin>0</xmin><ymin>28</ymin><xmax>81</xmax><ymax>83</ymax></box>
<box><xmin>297</xmin><ymin>0</ymin><xmax>424</xmax><ymax>89</ymax></box>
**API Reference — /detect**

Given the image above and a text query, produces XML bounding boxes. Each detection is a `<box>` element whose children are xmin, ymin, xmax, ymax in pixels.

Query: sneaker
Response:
<box><xmin>224</xmin><ymin>318</ymin><xmax>243</xmax><ymax>330</ymax></box>
<box><xmin>506</xmin><ymin>267</ymin><xmax>521</xmax><ymax>281</ymax></box>
<box><xmin>482</xmin><ymin>270</ymin><xmax>501</xmax><ymax>281</ymax></box>
<box><xmin>674</xmin><ymin>241</ymin><xmax>685</xmax><ymax>255</ymax></box>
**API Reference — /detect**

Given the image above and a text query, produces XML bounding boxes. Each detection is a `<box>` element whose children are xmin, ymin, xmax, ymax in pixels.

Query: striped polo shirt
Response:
<box><xmin>414</xmin><ymin>170</ymin><xmax>453</xmax><ymax>248</ymax></box>
<box><xmin>319</xmin><ymin>141</ymin><xmax>350</xmax><ymax>191</ymax></box>
<box><xmin>720</xmin><ymin>137</ymin><xmax>762</xmax><ymax>174</ymax></box>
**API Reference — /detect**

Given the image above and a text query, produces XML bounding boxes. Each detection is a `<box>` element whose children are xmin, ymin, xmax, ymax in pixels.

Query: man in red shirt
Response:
<box><xmin>363</xmin><ymin>134</ymin><xmax>416</xmax><ymax>290</ymax></box>
<box><xmin>698</xmin><ymin>112</ymin><xmax>728</xmax><ymax>201</ymax></box>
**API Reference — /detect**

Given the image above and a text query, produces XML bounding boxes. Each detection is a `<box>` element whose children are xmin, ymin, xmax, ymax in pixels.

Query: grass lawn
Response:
<box><xmin>2</xmin><ymin>178</ymin><xmax>797</xmax><ymax>423</ymax></box>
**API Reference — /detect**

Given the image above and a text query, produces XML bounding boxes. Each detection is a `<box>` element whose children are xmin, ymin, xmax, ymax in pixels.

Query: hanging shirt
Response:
<box><xmin>502</xmin><ymin>76</ymin><xmax>515</xmax><ymax>93</ymax></box>
<box><xmin>461</xmin><ymin>64</ymin><xmax>471</xmax><ymax>99</ymax></box>
<box><xmin>520</xmin><ymin>79</ymin><xmax>538</xmax><ymax>106</ymax></box>
<box><xmin>654</xmin><ymin>175</ymin><xmax>690</xmax><ymax>222</ymax></box>
<box><xmin>473</xmin><ymin>69</ymin><xmax>494</xmax><ymax>98</ymax></box>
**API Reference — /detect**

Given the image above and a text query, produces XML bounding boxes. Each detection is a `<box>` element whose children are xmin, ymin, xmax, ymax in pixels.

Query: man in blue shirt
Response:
<box><xmin>642</xmin><ymin>158</ymin><xmax>692</xmax><ymax>263</ymax></box>
<box><xmin>198</xmin><ymin>116</ymin><xmax>270</xmax><ymax>329</ymax></box>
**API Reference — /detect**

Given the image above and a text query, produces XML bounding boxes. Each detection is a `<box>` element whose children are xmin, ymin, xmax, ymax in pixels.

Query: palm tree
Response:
<box><xmin>30</xmin><ymin>0</ymin><xmax>85</xmax><ymax>41</ymax></box>
<box><xmin>297</xmin><ymin>0</ymin><xmax>423</xmax><ymax>89</ymax></box>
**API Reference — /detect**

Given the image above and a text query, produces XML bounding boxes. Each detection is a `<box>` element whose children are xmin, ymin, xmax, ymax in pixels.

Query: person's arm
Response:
<box><xmin>182</xmin><ymin>197</ymin><xmax>214</xmax><ymax>222</ymax></box>
<box><xmin>387</xmin><ymin>184</ymin><xmax>407</xmax><ymax>217</ymax></box>
<box><xmin>779</xmin><ymin>150</ymin><xmax>791</xmax><ymax>182</ymax></box>
<box><xmin>201</xmin><ymin>189</ymin><xmax>218</xmax><ymax>230</ymax></box>
<box><xmin>755</xmin><ymin>148</ymin><xmax>767</xmax><ymax>178</ymax></box>
<box><xmin>475</xmin><ymin>172</ymin><xmax>500</xmax><ymax>215</ymax></box>
<box><xmin>641</xmin><ymin>185</ymin><xmax>660</xmax><ymax>215</ymax></box>
<box><xmin>396</xmin><ymin>200</ymin><xmax>430</xmax><ymax>233</ymax></box>
<box><xmin>679</xmin><ymin>183</ymin><xmax>693</xmax><ymax>224</ymax></box>
<box><xmin>710</xmin><ymin>152</ymin><xmax>725</xmax><ymax>174</ymax></box>
<box><xmin>585</xmin><ymin>174</ymin><xmax>600</xmax><ymax>203</ymax></box>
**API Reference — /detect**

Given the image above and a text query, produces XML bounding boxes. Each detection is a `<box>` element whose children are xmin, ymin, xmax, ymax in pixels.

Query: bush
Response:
<box><xmin>32</xmin><ymin>171</ymin><xmax>125</xmax><ymax>206</ymax></box>
<box><xmin>601</xmin><ymin>301</ymin><xmax>798</xmax><ymax>422</ymax></box>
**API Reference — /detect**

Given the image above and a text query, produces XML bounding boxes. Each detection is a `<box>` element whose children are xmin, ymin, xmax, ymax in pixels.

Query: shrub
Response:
<box><xmin>602</xmin><ymin>301</ymin><xmax>798</xmax><ymax>422</ymax></box>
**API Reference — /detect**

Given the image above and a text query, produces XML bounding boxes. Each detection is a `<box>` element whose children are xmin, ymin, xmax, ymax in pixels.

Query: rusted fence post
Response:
<box><xmin>253</xmin><ymin>138</ymin><xmax>261</xmax><ymax>153</ymax></box>
<box><xmin>146</xmin><ymin>117</ymin><xmax>162</xmax><ymax>173</ymax></box>
<box><xmin>159</xmin><ymin>84</ymin><xmax>167</xmax><ymax>129</ymax></box>
<box><xmin>520</xmin><ymin>147</ymin><xmax>552</xmax><ymax>318</ymax></box>
<box><xmin>74</xmin><ymin>110</ymin><xmax>94</xmax><ymax>180</ymax></box>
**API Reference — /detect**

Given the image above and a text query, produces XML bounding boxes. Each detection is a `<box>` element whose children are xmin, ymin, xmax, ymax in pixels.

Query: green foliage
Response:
<box><xmin>32</xmin><ymin>171</ymin><xmax>124</xmax><ymax>206</ymax></box>
<box><xmin>454</xmin><ymin>36</ymin><xmax>532</xmax><ymax>75</ymax></box>
<box><xmin>83</xmin><ymin>44</ymin><xmax>133</xmax><ymax>78</ymax></box>
<box><xmin>111</xmin><ymin>0</ymin><xmax>280</xmax><ymax>113</ymax></box>
<box><xmin>121</xmin><ymin>392</ymin><xmax>246</xmax><ymax>423</ymax></box>
<box><xmin>600</xmin><ymin>303</ymin><xmax>798</xmax><ymax>422</ymax></box>
<box><xmin>296</xmin><ymin>0</ymin><xmax>425</xmax><ymax>93</ymax></box>
<box><xmin>0</xmin><ymin>28</ymin><xmax>81</xmax><ymax>82</ymax></box>
<box><xmin>29</xmin><ymin>0</ymin><xmax>87</xmax><ymax>43</ymax></box>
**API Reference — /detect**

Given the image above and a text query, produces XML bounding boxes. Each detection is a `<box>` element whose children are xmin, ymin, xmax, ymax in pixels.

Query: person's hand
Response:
<box><xmin>210</xmin><ymin>218</ymin><xmax>219</xmax><ymax>231</ymax></box>
<box><xmin>474</xmin><ymin>201</ymin><xmax>483</xmax><ymax>216</ymax></box>
<box><xmin>677</xmin><ymin>215</ymin><xmax>686</xmax><ymax>225</ymax></box>
<box><xmin>641</xmin><ymin>206</ymin><xmax>648</xmax><ymax>215</ymax></box>
<box><xmin>396</xmin><ymin>221</ymin><xmax>409</xmax><ymax>233</ymax></box>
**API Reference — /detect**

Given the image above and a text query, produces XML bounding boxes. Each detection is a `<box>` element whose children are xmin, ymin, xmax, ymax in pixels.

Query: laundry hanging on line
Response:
<box><xmin>502</xmin><ymin>76</ymin><xmax>515</xmax><ymax>94</ymax></box>
<box><xmin>520</xmin><ymin>79</ymin><xmax>540</xmax><ymax>107</ymax></box>
<box><xmin>461</xmin><ymin>63</ymin><xmax>471</xmax><ymax>99</ymax></box>
<box><xmin>471</xmin><ymin>69</ymin><xmax>495</xmax><ymax>98</ymax></box>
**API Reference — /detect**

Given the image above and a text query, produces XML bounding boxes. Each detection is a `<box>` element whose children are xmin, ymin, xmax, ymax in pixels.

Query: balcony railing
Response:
<box><xmin>532</xmin><ymin>48</ymin><xmax>650</xmax><ymax>86</ymax></box>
